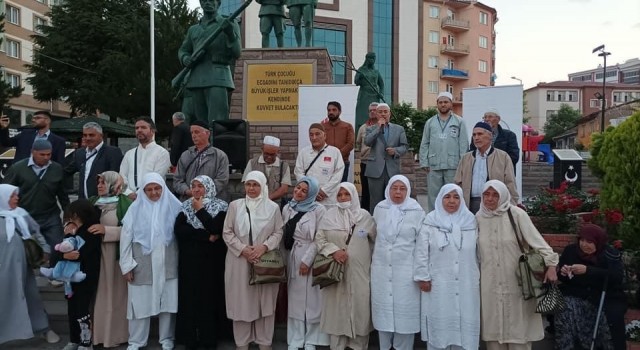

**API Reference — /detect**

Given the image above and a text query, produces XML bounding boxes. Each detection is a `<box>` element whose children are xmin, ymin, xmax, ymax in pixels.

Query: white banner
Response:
<box><xmin>298</xmin><ymin>85</ymin><xmax>359</xmax><ymax>182</ymax></box>
<box><xmin>462</xmin><ymin>85</ymin><xmax>523</xmax><ymax>200</ymax></box>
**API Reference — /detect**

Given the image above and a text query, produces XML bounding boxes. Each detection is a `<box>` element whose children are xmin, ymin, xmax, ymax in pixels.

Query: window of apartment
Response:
<box><xmin>5</xmin><ymin>73</ymin><xmax>21</xmax><ymax>88</ymax></box>
<box><xmin>6</xmin><ymin>5</ymin><xmax>20</xmax><ymax>25</ymax></box>
<box><xmin>5</xmin><ymin>39</ymin><xmax>21</xmax><ymax>59</ymax></box>
<box><xmin>446</xmin><ymin>59</ymin><xmax>454</xmax><ymax>69</ymax></box>
<box><xmin>446</xmin><ymin>84</ymin><xmax>454</xmax><ymax>94</ymax></box>
<box><xmin>427</xmin><ymin>56</ymin><xmax>439</xmax><ymax>68</ymax></box>
<box><xmin>479</xmin><ymin>12</ymin><xmax>488</xmax><ymax>25</ymax></box>
<box><xmin>429</xmin><ymin>6</ymin><xmax>439</xmax><ymax>18</ymax></box>
<box><xmin>546</xmin><ymin>110</ymin><xmax>556</xmax><ymax>118</ymax></box>
<box><xmin>479</xmin><ymin>35</ymin><xmax>488</xmax><ymax>49</ymax></box>
<box><xmin>590</xmin><ymin>99</ymin><xmax>607</xmax><ymax>108</ymax></box>
<box><xmin>34</xmin><ymin>16</ymin><xmax>48</xmax><ymax>34</ymax></box>
<box><xmin>428</xmin><ymin>31</ymin><xmax>439</xmax><ymax>44</ymax></box>
<box><xmin>478</xmin><ymin>60</ymin><xmax>487</xmax><ymax>73</ymax></box>
<box><xmin>557</xmin><ymin>92</ymin><xmax>564</xmax><ymax>102</ymax></box>
<box><xmin>567</xmin><ymin>90</ymin><xmax>578</xmax><ymax>101</ymax></box>
<box><xmin>427</xmin><ymin>81</ymin><xmax>439</xmax><ymax>93</ymax></box>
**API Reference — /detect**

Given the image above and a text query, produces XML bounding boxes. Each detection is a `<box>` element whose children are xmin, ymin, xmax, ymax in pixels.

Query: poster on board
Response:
<box><xmin>298</xmin><ymin>85</ymin><xmax>359</xmax><ymax>183</ymax></box>
<box><xmin>462</xmin><ymin>85</ymin><xmax>523</xmax><ymax>200</ymax></box>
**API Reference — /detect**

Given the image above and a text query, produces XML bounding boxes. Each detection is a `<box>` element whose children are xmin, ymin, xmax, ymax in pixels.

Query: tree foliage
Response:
<box><xmin>0</xmin><ymin>14</ymin><xmax>23</xmax><ymax>108</ymax></box>
<box><xmin>542</xmin><ymin>103</ymin><xmax>581</xmax><ymax>145</ymax></box>
<box><xmin>390</xmin><ymin>102</ymin><xmax>438</xmax><ymax>153</ymax></box>
<box><xmin>26</xmin><ymin>0</ymin><xmax>198</xmax><ymax>136</ymax></box>
<box><xmin>592</xmin><ymin>111</ymin><xmax>640</xmax><ymax>248</ymax></box>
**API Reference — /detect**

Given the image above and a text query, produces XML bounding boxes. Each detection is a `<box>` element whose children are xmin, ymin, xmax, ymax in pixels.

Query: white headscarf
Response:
<box><xmin>478</xmin><ymin>180</ymin><xmax>512</xmax><ymax>218</ymax></box>
<box><xmin>0</xmin><ymin>184</ymin><xmax>31</xmax><ymax>242</ymax></box>
<box><xmin>122</xmin><ymin>173</ymin><xmax>182</xmax><ymax>255</ymax></box>
<box><xmin>424</xmin><ymin>184</ymin><xmax>477</xmax><ymax>250</ymax></box>
<box><xmin>319</xmin><ymin>182</ymin><xmax>368</xmax><ymax>232</ymax></box>
<box><xmin>235</xmin><ymin>171</ymin><xmax>276</xmax><ymax>239</ymax></box>
<box><xmin>375</xmin><ymin>175</ymin><xmax>424</xmax><ymax>241</ymax></box>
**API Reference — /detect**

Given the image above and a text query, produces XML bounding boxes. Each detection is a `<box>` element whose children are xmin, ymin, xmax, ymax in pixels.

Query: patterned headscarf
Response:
<box><xmin>181</xmin><ymin>175</ymin><xmax>228</xmax><ymax>229</ymax></box>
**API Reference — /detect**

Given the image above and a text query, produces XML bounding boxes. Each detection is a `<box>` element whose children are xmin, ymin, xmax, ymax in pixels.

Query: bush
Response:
<box><xmin>595</xmin><ymin>111</ymin><xmax>640</xmax><ymax>250</ymax></box>
<box><xmin>390</xmin><ymin>102</ymin><xmax>437</xmax><ymax>153</ymax></box>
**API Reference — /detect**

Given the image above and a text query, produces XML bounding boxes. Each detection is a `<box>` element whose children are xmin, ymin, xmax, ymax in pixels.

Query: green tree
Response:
<box><xmin>593</xmin><ymin>111</ymin><xmax>640</xmax><ymax>249</ymax></box>
<box><xmin>542</xmin><ymin>103</ymin><xmax>581</xmax><ymax>145</ymax></box>
<box><xmin>390</xmin><ymin>102</ymin><xmax>437</xmax><ymax>153</ymax></box>
<box><xmin>26</xmin><ymin>0</ymin><xmax>198</xmax><ymax>136</ymax></box>
<box><xmin>0</xmin><ymin>14</ymin><xmax>23</xmax><ymax>109</ymax></box>
<box><xmin>522</xmin><ymin>91</ymin><xmax>530</xmax><ymax>124</ymax></box>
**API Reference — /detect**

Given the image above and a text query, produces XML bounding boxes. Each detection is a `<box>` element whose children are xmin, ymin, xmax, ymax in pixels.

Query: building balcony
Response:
<box><xmin>440</xmin><ymin>43</ymin><xmax>470</xmax><ymax>56</ymax></box>
<box><xmin>445</xmin><ymin>0</ymin><xmax>475</xmax><ymax>9</ymax></box>
<box><xmin>441</xmin><ymin>68</ymin><xmax>469</xmax><ymax>81</ymax></box>
<box><xmin>452</xmin><ymin>95</ymin><xmax>463</xmax><ymax>104</ymax></box>
<box><xmin>441</xmin><ymin>17</ymin><xmax>470</xmax><ymax>32</ymax></box>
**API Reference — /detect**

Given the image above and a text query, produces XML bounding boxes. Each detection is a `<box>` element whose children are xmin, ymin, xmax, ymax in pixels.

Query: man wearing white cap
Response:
<box><xmin>419</xmin><ymin>92</ymin><xmax>469</xmax><ymax>211</ymax></box>
<box><xmin>242</xmin><ymin>135</ymin><xmax>291</xmax><ymax>204</ymax></box>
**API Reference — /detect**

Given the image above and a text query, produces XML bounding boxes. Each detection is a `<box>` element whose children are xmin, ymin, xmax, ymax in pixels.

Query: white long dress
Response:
<box><xmin>414</xmin><ymin>223</ymin><xmax>480</xmax><ymax>349</ymax></box>
<box><xmin>119</xmin><ymin>228</ymin><xmax>178</xmax><ymax>319</ymax></box>
<box><xmin>370</xmin><ymin>204</ymin><xmax>423</xmax><ymax>334</ymax></box>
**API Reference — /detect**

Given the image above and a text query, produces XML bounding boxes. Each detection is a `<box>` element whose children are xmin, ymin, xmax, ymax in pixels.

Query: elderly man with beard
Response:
<box><xmin>173</xmin><ymin>120</ymin><xmax>230</xmax><ymax>202</ymax></box>
<box><xmin>454</xmin><ymin>121</ymin><xmax>518</xmax><ymax>213</ymax></box>
<box><xmin>322</xmin><ymin>101</ymin><xmax>354</xmax><ymax>182</ymax></box>
<box><xmin>419</xmin><ymin>92</ymin><xmax>469</xmax><ymax>211</ymax></box>
<box><xmin>120</xmin><ymin>117</ymin><xmax>171</xmax><ymax>200</ymax></box>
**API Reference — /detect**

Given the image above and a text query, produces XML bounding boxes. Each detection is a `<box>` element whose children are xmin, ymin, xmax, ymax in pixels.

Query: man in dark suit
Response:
<box><xmin>170</xmin><ymin>112</ymin><xmax>193</xmax><ymax>168</ymax></box>
<box><xmin>65</xmin><ymin>122</ymin><xmax>123</xmax><ymax>198</ymax></box>
<box><xmin>0</xmin><ymin>110</ymin><xmax>66</xmax><ymax>164</ymax></box>
<box><xmin>364</xmin><ymin>103</ymin><xmax>408</xmax><ymax>212</ymax></box>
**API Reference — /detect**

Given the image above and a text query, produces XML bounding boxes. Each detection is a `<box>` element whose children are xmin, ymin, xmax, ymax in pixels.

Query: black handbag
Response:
<box><xmin>23</xmin><ymin>238</ymin><xmax>45</xmax><ymax>269</ymax></box>
<box><xmin>536</xmin><ymin>283</ymin><xmax>566</xmax><ymax>314</ymax></box>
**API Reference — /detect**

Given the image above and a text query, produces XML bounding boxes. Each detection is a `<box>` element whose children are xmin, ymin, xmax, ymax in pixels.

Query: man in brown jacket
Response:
<box><xmin>454</xmin><ymin>121</ymin><xmax>518</xmax><ymax>213</ymax></box>
<box><xmin>322</xmin><ymin>101</ymin><xmax>355</xmax><ymax>181</ymax></box>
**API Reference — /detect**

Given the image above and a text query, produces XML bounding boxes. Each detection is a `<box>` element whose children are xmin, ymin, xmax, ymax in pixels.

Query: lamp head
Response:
<box><xmin>592</xmin><ymin>44</ymin><xmax>605</xmax><ymax>53</ymax></box>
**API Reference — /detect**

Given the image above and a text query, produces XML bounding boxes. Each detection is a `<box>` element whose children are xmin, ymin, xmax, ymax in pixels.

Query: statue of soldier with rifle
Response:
<box><xmin>354</xmin><ymin>51</ymin><xmax>385</xmax><ymax>130</ymax></box>
<box><xmin>174</xmin><ymin>0</ymin><xmax>250</xmax><ymax>124</ymax></box>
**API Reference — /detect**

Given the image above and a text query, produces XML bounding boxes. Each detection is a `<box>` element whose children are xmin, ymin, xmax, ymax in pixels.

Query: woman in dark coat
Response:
<box><xmin>174</xmin><ymin>175</ymin><xmax>229</xmax><ymax>350</ymax></box>
<box><xmin>555</xmin><ymin>224</ymin><xmax>627</xmax><ymax>350</ymax></box>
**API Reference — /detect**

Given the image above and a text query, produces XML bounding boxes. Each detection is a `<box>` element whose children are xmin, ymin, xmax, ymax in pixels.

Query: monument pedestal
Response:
<box><xmin>230</xmin><ymin>47</ymin><xmax>333</xmax><ymax>162</ymax></box>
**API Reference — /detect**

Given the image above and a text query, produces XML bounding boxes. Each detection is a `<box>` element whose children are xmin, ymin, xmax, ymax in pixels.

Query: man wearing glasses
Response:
<box><xmin>0</xmin><ymin>110</ymin><xmax>66</xmax><ymax>164</ymax></box>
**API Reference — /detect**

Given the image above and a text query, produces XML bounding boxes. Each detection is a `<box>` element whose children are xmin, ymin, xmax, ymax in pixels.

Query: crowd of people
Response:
<box><xmin>0</xmin><ymin>92</ymin><xmax>626</xmax><ymax>350</ymax></box>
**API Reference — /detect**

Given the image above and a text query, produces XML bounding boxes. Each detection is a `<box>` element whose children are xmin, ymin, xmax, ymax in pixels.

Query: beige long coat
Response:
<box><xmin>316</xmin><ymin>215</ymin><xmax>377</xmax><ymax>338</ymax></box>
<box><xmin>477</xmin><ymin>206</ymin><xmax>558</xmax><ymax>344</ymax></box>
<box><xmin>93</xmin><ymin>202</ymin><xmax>128</xmax><ymax>347</ymax></box>
<box><xmin>223</xmin><ymin>199</ymin><xmax>284</xmax><ymax>322</ymax></box>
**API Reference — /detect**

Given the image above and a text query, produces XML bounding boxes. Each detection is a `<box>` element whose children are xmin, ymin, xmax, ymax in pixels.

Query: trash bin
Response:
<box><xmin>552</xmin><ymin>149</ymin><xmax>583</xmax><ymax>189</ymax></box>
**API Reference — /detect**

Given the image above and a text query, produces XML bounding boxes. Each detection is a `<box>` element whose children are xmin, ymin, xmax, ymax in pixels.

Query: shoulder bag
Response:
<box><xmin>312</xmin><ymin>224</ymin><xmax>355</xmax><ymax>289</ymax></box>
<box><xmin>13</xmin><ymin>225</ymin><xmax>45</xmax><ymax>269</ymax></box>
<box><xmin>283</xmin><ymin>211</ymin><xmax>306</xmax><ymax>250</ymax></box>
<box><xmin>507</xmin><ymin>209</ymin><xmax>547</xmax><ymax>300</ymax></box>
<box><xmin>247</xmin><ymin>207</ymin><xmax>287</xmax><ymax>285</ymax></box>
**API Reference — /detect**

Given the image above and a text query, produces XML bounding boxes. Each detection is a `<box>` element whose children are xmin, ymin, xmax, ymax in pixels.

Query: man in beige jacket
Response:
<box><xmin>454</xmin><ymin>121</ymin><xmax>518</xmax><ymax>213</ymax></box>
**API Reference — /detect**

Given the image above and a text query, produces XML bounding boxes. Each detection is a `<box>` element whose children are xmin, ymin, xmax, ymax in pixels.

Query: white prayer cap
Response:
<box><xmin>376</xmin><ymin>103</ymin><xmax>390</xmax><ymax>110</ymax></box>
<box><xmin>485</xmin><ymin>107</ymin><xmax>501</xmax><ymax>117</ymax></box>
<box><xmin>263</xmin><ymin>135</ymin><xmax>281</xmax><ymax>147</ymax></box>
<box><xmin>436</xmin><ymin>91</ymin><xmax>453</xmax><ymax>102</ymax></box>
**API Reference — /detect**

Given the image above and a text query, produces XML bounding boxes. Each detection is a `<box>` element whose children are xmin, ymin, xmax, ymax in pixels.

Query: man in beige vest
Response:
<box><xmin>242</xmin><ymin>135</ymin><xmax>291</xmax><ymax>203</ymax></box>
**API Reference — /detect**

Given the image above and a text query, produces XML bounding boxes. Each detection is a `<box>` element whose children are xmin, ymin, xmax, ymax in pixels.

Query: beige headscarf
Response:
<box><xmin>235</xmin><ymin>171</ymin><xmax>277</xmax><ymax>239</ymax></box>
<box><xmin>478</xmin><ymin>179</ymin><xmax>513</xmax><ymax>218</ymax></box>
<box><xmin>319</xmin><ymin>182</ymin><xmax>372</xmax><ymax>232</ymax></box>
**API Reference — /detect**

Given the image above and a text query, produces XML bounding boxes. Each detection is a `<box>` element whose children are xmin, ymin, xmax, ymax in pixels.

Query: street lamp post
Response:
<box><xmin>592</xmin><ymin>45</ymin><xmax>611</xmax><ymax>133</ymax></box>
<box><xmin>510</xmin><ymin>76</ymin><xmax>523</xmax><ymax>85</ymax></box>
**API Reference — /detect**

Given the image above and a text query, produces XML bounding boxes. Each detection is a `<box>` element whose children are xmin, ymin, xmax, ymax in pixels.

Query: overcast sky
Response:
<box><xmin>187</xmin><ymin>0</ymin><xmax>640</xmax><ymax>88</ymax></box>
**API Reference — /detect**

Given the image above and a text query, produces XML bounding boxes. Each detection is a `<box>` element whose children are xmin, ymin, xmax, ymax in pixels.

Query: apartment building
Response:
<box><xmin>568</xmin><ymin>57</ymin><xmax>640</xmax><ymax>85</ymax></box>
<box><xmin>221</xmin><ymin>0</ymin><xmax>497</xmax><ymax>112</ymax></box>
<box><xmin>524</xmin><ymin>81</ymin><xmax>640</xmax><ymax>132</ymax></box>
<box><xmin>0</xmin><ymin>0</ymin><xmax>69</xmax><ymax>128</ymax></box>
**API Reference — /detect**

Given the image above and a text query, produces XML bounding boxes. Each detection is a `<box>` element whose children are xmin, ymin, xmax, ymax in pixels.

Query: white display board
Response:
<box><xmin>462</xmin><ymin>85</ymin><xmax>523</xmax><ymax>201</ymax></box>
<box><xmin>298</xmin><ymin>85</ymin><xmax>359</xmax><ymax>182</ymax></box>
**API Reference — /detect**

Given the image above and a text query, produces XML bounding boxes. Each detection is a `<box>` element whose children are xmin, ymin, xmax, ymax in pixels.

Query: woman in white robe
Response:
<box><xmin>414</xmin><ymin>183</ymin><xmax>479</xmax><ymax>350</ymax></box>
<box><xmin>477</xmin><ymin>180</ymin><xmax>558</xmax><ymax>350</ymax></box>
<box><xmin>119</xmin><ymin>173</ymin><xmax>182</xmax><ymax>350</ymax></box>
<box><xmin>371</xmin><ymin>175</ymin><xmax>424</xmax><ymax>350</ymax></box>
<box><xmin>316</xmin><ymin>182</ymin><xmax>377</xmax><ymax>350</ymax></box>
<box><xmin>223</xmin><ymin>171</ymin><xmax>284</xmax><ymax>350</ymax></box>
<box><xmin>282</xmin><ymin>176</ymin><xmax>330</xmax><ymax>350</ymax></box>
<box><xmin>0</xmin><ymin>184</ymin><xmax>59</xmax><ymax>345</ymax></box>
